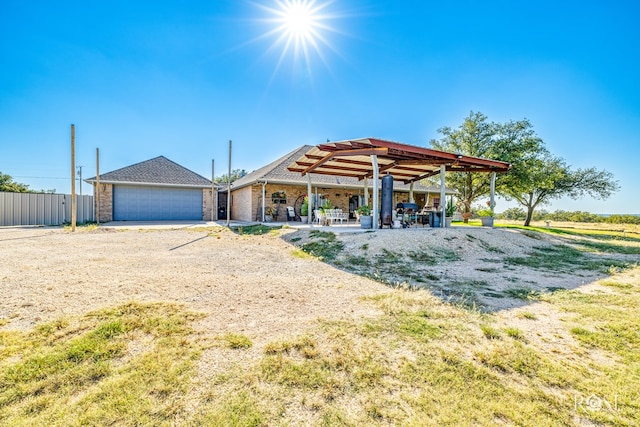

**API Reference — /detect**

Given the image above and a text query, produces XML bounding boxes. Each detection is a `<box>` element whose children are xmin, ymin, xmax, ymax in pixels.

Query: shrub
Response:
<box><xmin>357</xmin><ymin>205</ymin><xmax>371</xmax><ymax>216</ymax></box>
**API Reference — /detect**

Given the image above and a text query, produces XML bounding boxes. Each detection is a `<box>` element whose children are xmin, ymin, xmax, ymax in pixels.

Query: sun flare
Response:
<box><xmin>283</xmin><ymin>2</ymin><xmax>314</xmax><ymax>38</ymax></box>
<box><xmin>256</xmin><ymin>0</ymin><xmax>338</xmax><ymax>72</ymax></box>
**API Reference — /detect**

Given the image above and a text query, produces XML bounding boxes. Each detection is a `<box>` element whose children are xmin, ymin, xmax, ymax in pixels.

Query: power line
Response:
<box><xmin>12</xmin><ymin>176</ymin><xmax>69</xmax><ymax>180</ymax></box>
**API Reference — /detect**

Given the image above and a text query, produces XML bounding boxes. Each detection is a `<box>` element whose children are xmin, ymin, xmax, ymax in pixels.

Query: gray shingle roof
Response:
<box><xmin>231</xmin><ymin>145</ymin><xmax>448</xmax><ymax>193</ymax></box>
<box><xmin>86</xmin><ymin>156</ymin><xmax>212</xmax><ymax>187</ymax></box>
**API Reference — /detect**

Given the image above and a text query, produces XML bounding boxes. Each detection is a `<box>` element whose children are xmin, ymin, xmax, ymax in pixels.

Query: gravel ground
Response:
<box><xmin>0</xmin><ymin>226</ymin><xmax>391</xmax><ymax>339</ymax></box>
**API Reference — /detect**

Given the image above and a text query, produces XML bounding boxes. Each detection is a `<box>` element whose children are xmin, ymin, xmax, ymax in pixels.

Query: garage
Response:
<box><xmin>85</xmin><ymin>156</ymin><xmax>214</xmax><ymax>222</ymax></box>
<box><xmin>113</xmin><ymin>185</ymin><xmax>203</xmax><ymax>221</ymax></box>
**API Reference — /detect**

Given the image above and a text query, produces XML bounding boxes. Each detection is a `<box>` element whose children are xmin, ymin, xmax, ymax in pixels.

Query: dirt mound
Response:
<box><xmin>283</xmin><ymin>227</ymin><xmax>613</xmax><ymax>311</ymax></box>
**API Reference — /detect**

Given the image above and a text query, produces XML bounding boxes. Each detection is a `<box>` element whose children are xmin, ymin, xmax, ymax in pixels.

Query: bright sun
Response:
<box><xmin>283</xmin><ymin>2</ymin><xmax>314</xmax><ymax>38</ymax></box>
<box><xmin>255</xmin><ymin>0</ymin><xmax>337</xmax><ymax>72</ymax></box>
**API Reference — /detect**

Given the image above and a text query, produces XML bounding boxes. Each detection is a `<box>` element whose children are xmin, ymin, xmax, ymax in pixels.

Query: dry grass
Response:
<box><xmin>3</xmin><ymin>271</ymin><xmax>638</xmax><ymax>425</ymax></box>
<box><xmin>192</xmin><ymin>272</ymin><xmax>640</xmax><ymax>426</ymax></box>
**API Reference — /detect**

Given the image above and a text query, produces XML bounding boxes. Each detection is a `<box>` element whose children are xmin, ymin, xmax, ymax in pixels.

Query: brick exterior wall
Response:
<box><xmin>202</xmin><ymin>188</ymin><xmax>215</xmax><ymax>221</ymax></box>
<box><xmin>230</xmin><ymin>183</ymin><xmax>437</xmax><ymax>222</ymax></box>
<box><xmin>94</xmin><ymin>183</ymin><xmax>113</xmax><ymax>223</ymax></box>
<box><xmin>230</xmin><ymin>186</ymin><xmax>253</xmax><ymax>221</ymax></box>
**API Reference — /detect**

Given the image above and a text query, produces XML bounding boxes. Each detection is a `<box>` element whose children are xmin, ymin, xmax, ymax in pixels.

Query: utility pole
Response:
<box><xmin>226</xmin><ymin>140</ymin><xmax>232</xmax><ymax>227</ymax></box>
<box><xmin>96</xmin><ymin>148</ymin><xmax>100</xmax><ymax>225</ymax></box>
<box><xmin>70</xmin><ymin>124</ymin><xmax>76</xmax><ymax>232</ymax></box>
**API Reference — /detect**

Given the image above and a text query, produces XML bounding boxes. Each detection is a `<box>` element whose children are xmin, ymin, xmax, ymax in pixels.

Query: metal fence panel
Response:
<box><xmin>0</xmin><ymin>192</ymin><xmax>94</xmax><ymax>226</ymax></box>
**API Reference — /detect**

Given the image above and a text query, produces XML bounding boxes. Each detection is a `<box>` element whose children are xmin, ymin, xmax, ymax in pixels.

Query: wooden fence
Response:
<box><xmin>0</xmin><ymin>192</ymin><xmax>94</xmax><ymax>226</ymax></box>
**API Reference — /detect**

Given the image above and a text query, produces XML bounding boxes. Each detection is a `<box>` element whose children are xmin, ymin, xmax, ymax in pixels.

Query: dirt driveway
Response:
<box><xmin>0</xmin><ymin>226</ymin><xmax>389</xmax><ymax>342</ymax></box>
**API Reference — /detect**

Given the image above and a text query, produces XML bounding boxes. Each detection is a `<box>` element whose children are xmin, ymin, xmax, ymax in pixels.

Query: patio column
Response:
<box><xmin>371</xmin><ymin>155</ymin><xmax>379</xmax><ymax>230</ymax></box>
<box><xmin>261</xmin><ymin>181</ymin><xmax>266</xmax><ymax>222</ymax></box>
<box><xmin>409</xmin><ymin>182</ymin><xmax>415</xmax><ymax>203</ymax></box>
<box><xmin>440</xmin><ymin>164</ymin><xmax>446</xmax><ymax>228</ymax></box>
<box><xmin>307</xmin><ymin>173</ymin><xmax>313</xmax><ymax>228</ymax></box>
<box><xmin>363</xmin><ymin>177</ymin><xmax>369</xmax><ymax>207</ymax></box>
<box><xmin>490</xmin><ymin>171</ymin><xmax>496</xmax><ymax>216</ymax></box>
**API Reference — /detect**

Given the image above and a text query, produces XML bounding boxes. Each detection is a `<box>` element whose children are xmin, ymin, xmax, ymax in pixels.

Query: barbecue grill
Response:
<box><xmin>395</xmin><ymin>202</ymin><xmax>419</xmax><ymax>227</ymax></box>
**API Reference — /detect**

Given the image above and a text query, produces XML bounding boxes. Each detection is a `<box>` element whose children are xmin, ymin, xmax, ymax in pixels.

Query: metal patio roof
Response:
<box><xmin>287</xmin><ymin>137</ymin><xmax>511</xmax><ymax>184</ymax></box>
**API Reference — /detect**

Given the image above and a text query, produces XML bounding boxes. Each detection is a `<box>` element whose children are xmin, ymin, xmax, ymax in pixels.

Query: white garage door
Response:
<box><xmin>113</xmin><ymin>185</ymin><xmax>202</xmax><ymax>221</ymax></box>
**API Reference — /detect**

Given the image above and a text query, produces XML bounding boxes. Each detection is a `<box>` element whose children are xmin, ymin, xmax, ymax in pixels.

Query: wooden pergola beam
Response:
<box><xmin>301</xmin><ymin>147</ymin><xmax>389</xmax><ymax>175</ymax></box>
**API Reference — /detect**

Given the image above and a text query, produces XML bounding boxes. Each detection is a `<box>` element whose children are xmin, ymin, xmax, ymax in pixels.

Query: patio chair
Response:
<box><xmin>313</xmin><ymin>209</ymin><xmax>325</xmax><ymax>225</ymax></box>
<box><xmin>286</xmin><ymin>206</ymin><xmax>295</xmax><ymax>221</ymax></box>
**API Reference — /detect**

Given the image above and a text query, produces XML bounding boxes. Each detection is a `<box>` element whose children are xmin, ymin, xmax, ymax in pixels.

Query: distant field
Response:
<box><xmin>495</xmin><ymin>219</ymin><xmax>640</xmax><ymax>234</ymax></box>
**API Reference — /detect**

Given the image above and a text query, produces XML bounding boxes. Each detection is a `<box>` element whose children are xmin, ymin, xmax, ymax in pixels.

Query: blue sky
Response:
<box><xmin>1</xmin><ymin>0</ymin><xmax>639</xmax><ymax>214</ymax></box>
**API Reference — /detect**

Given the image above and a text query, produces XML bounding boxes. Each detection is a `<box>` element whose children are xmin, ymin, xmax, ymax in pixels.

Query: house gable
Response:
<box><xmin>86</xmin><ymin>156</ymin><xmax>212</xmax><ymax>188</ymax></box>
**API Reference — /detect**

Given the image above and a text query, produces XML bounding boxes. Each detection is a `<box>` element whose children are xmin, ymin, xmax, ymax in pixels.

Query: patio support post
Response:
<box><xmin>261</xmin><ymin>181</ymin><xmax>267</xmax><ymax>222</ymax></box>
<box><xmin>307</xmin><ymin>173</ymin><xmax>313</xmax><ymax>228</ymax></box>
<box><xmin>371</xmin><ymin>155</ymin><xmax>379</xmax><ymax>230</ymax></box>
<box><xmin>212</xmin><ymin>159</ymin><xmax>215</xmax><ymax>222</ymax></box>
<box><xmin>409</xmin><ymin>182</ymin><xmax>415</xmax><ymax>203</ymax></box>
<box><xmin>363</xmin><ymin>177</ymin><xmax>369</xmax><ymax>207</ymax></box>
<box><xmin>490</xmin><ymin>171</ymin><xmax>496</xmax><ymax>216</ymax></box>
<box><xmin>440</xmin><ymin>164</ymin><xmax>446</xmax><ymax>228</ymax></box>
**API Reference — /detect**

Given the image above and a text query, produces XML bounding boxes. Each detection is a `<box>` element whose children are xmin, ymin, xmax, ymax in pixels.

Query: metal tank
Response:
<box><xmin>381</xmin><ymin>173</ymin><xmax>394</xmax><ymax>228</ymax></box>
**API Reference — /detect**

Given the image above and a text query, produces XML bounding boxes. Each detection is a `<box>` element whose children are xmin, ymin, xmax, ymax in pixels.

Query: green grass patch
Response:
<box><xmin>301</xmin><ymin>231</ymin><xmax>344</xmax><ymax>260</ymax></box>
<box><xmin>193</xmin><ymin>391</ymin><xmax>266</xmax><ymax>427</ymax></box>
<box><xmin>573</xmin><ymin>239</ymin><xmax>640</xmax><ymax>255</ymax></box>
<box><xmin>503</xmin><ymin>287</ymin><xmax>540</xmax><ymax>300</ymax></box>
<box><xmin>542</xmin><ymin>287</ymin><xmax>640</xmax><ymax>363</ymax></box>
<box><xmin>0</xmin><ymin>302</ymin><xmax>203</xmax><ymax>426</ymax></box>
<box><xmin>64</xmin><ymin>222</ymin><xmax>99</xmax><ymax>231</ymax></box>
<box><xmin>234</xmin><ymin>224</ymin><xmax>282</xmax><ymax>235</ymax></box>
<box><xmin>220</xmin><ymin>332</ymin><xmax>253</xmax><ymax>349</ymax></box>
<box><xmin>291</xmin><ymin>248</ymin><xmax>314</xmax><ymax>259</ymax></box>
<box><xmin>517</xmin><ymin>312</ymin><xmax>537</xmax><ymax>320</ymax></box>
<box><xmin>480</xmin><ymin>324</ymin><xmax>502</xmax><ymax>339</ymax></box>
<box><xmin>344</xmin><ymin>254</ymin><xmax>370</xmax><ymax>267</ymax></box>
<box><xmin>407</xmin><ymin>247</ymin><xmax>461</xmax><ymax>265</ymax></box>
<box><xmin>505</xmin><ymin>327</ymin><xmax>526</xmax><ymax>340</ymax></box>
<box><xmin>504</xmin><ymin>244</ymin><xmax>630</xmax><ymax>274</ymax></box>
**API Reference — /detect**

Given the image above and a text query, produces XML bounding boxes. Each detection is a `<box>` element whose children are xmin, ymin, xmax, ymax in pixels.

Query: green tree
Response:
<box><xmin>606</xmin><ymin>214</ymin><xmax>640</xmax><ymax>225</ymax></box>
<box><xmin>430</xmin><ymin>112</ymin><xmax>619</xmax><ymax>227</ymax></box>
<box><xmin>429</xmin><ymin>113</ymin><xmax>543</xmax><ymax>222</ymax></box>
<box><xmin>214</xmin><ymin>169</ymin><xmax>245</xmax><ymax>184</ymax></box>
<box><xmin>429</xmin><ymin>111</ymin><xmax>498</xmax><ymax>219</ymax></box>
<box><xmin>0</xmin><ymin>172</ymin><xmax>31</xmax><ymax>192</ymax></box>
<box><xmin>498</xmin><ymin>207</ymin><xmax>526</xmax><ymax>220</ymax></box>
<box><xmin>498</xmin><ymin>150</ymin><xmax>619</xmax><ymax>226</ymax></box>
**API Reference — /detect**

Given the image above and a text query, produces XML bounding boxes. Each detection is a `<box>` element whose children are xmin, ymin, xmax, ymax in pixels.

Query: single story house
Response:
<box><xmin>225</xmin><ymin>144</ymin><xmax>456</xmax><ymax>222</ymax></box>
<box><xmin>86</xmin><ymin>156</ymin><xmax>215</xmax><ymax>222</ymax></box>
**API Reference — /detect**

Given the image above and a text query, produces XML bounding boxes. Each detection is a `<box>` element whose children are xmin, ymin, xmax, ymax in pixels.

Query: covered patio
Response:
<box><xmin>287</xmin><ymin>137</ymin><xmax>511</xmax><ymax>228</ymax></box>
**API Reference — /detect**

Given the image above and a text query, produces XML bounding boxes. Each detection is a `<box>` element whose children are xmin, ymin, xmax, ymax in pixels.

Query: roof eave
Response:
<box><xmin>223</xmin><ymin>179</ymin><xmax>455</xmax><ymax>194</ymax></box>
<box><xmin>84</xmin><ymin>179</ymin><xmax>215</xmax><ymax>189</ymax></box>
